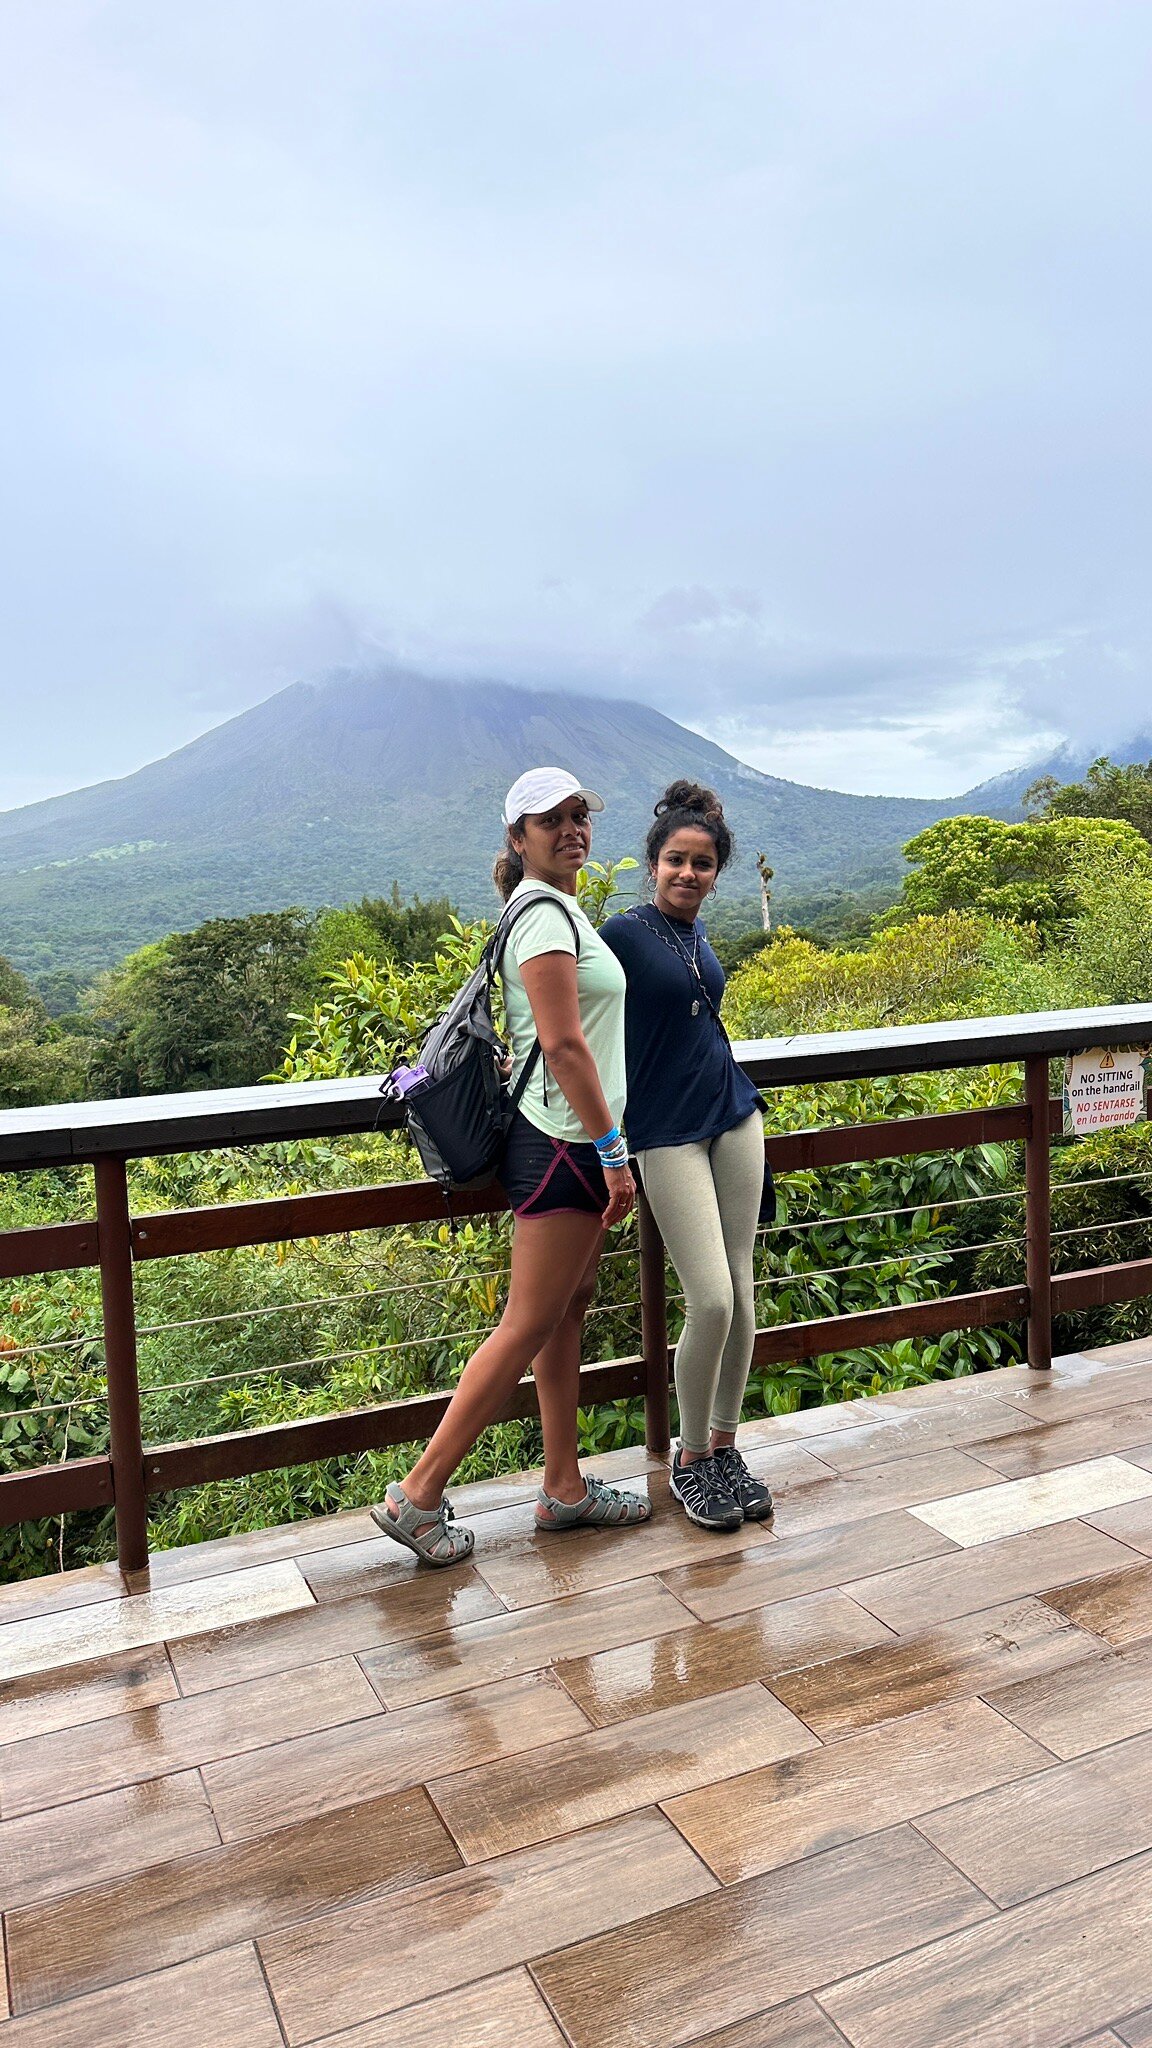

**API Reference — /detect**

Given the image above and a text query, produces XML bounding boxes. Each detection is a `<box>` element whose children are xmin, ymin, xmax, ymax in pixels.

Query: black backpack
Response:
<box><xmin>385</xmin><ymin>891</ymin><xmax>581</xmax><ymax>1197</ymax></box>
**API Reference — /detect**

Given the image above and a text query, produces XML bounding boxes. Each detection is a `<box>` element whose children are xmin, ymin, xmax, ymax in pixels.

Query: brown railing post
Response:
<box><xmin>637</xmin><ymin>1183</ymin><xmax>671</xmax><ymax>1454</ymax></box>
<box><xmin>1024</xmin><ymin>1053</ymin><xmax>1053</xmax><ymax>1370</ymax></box>
<box><xmin>94</xmin><ymin>1156</ymin><xmax>150</xmax><ymax>1572</ymax></box>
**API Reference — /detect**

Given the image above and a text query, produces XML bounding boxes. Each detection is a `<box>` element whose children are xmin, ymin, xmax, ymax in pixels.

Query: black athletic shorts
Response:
<box><xmin>497</xmin><ymin>1109</ymin><xmax>608</xmax><ymax>1219</ymax></box>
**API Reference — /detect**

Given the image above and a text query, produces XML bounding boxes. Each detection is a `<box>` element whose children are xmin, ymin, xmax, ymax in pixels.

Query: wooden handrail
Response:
<box><xmin>3</xmin><ymin>1001</ymin><xmax>1151</xmax><ymax>1170</ymax></box>
<box><xmin>0</xmin><ymin>1105</ymin><xmax>1050</xmax><ymax>1279</ymax></box>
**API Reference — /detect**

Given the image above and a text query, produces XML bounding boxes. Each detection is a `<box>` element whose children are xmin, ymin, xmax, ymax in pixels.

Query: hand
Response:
<box><xmin>601</xmin><ymin>1160</ymin><xmax>635</xmax><ymax>1228</ymax></box>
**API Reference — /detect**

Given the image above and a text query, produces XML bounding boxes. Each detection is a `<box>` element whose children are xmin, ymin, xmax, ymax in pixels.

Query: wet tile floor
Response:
<box><xmin>5</xmin><ymin>1347</ymin><xmax>1152</xmax><ymax>2044</ymax></box>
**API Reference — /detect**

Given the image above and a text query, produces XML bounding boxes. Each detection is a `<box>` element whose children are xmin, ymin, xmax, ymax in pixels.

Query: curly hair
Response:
<box><xmin>645</xmin><ymin>779</ymin><xmax>734</xmax><ymax>873</ymax></box>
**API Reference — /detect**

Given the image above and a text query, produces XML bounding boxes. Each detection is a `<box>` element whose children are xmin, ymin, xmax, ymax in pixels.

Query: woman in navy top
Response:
<box><xmin>602</xmin><ymin>781</ymin><xmax>774</xmax><ymax>1532</ymax></box>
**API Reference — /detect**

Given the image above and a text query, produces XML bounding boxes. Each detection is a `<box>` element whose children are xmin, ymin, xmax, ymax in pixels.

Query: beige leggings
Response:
<box><xmin>634</xmin><ymin>1111</ymin><xmax>764</xmax><ymax>1453</ymax></box>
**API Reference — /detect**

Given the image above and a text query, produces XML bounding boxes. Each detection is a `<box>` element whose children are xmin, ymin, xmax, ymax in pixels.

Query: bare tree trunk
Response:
<box><xmin>756</xmin><ymin>853</ymin><xmax>773</xmax><ymax>932</ymax></box>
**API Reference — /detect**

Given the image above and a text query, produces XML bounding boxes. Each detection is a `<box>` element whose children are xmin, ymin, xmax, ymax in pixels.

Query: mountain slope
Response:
<box><xmin>0</xmin><ymin>668</ymin><xmax>987</xmax><ymax>978</ymax></box>
<box><xmin>960</xmin><ymin>729</ymin><xmax>1152</xmax><ymax>816</ymax></box>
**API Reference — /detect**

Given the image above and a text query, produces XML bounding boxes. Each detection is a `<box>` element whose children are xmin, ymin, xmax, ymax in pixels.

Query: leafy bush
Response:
<box><xmin>278</xmin><ymin>922</ymin><xmax>491</xmax><ymax>1081</ymax></box>
<box><xmin>0</xmin><ymin>1211</ymin><xmax>108</xmax><ymax>1576</ymax></box>
<box><xmin>724</xmin><ymin>913</ymin><xmax>1007</xmax><ymax>1037</ymax></box>
<box><xmin>278</xmin><ymin>858</ymin><xmax>637</xmax><ymax>1080</ymax></box>
<box><xmin>971</xmin><ymin>1121</ymin><xmax>1152</xmax><ymax>1353</ymax></box>
<box><xmin>741</xmin><ymin>1072</ymin><xmax>1025</xmax><ymax>1416</ymax></box>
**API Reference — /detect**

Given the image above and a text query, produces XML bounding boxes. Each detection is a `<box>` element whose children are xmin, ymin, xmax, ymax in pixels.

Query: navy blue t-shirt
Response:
<box><xmin>600</xmin><ymin>906</ymin><xmax>763</xmax><ymax>1152</ymax></box>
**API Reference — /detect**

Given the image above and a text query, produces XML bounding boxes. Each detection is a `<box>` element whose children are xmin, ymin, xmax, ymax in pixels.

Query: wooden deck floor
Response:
<box><xmin>6</xmin><ymin>1343</ymin><xmax>1152</xmax><ymax>2044</ymax></box>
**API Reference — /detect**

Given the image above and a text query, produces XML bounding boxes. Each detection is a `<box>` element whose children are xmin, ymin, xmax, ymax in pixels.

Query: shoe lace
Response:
<box><xmin>681</xmin><ymin>1454</ymin><xmax>725</xmax><ymax>1508</ymax></box>
<box><xmin>716</xmin><ymin>1446</ymin><xmax>771</xmax><ymax>1503</ymax></box>
<box><xmin>717</xmin><ymin>1445</ymin><xmax>749</xmax><ymax>1483</ymax></box>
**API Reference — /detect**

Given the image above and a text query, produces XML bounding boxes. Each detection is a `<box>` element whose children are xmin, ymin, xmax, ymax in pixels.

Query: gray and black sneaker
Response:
<box><xmin>669</xmin><ymin>1449</ymin><xmax>743</xmax><ymax>1531</ymax></box>
<box><xmin>714</xmin><ymin>1444</ymin><xmax>775</xmax><ymax>1523</ymax></box>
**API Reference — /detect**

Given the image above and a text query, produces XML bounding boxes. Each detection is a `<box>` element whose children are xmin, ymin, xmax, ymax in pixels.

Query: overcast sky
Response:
<box><xmin>2</xmin><ymin>0</ymin><xmax>1151</xmax><ymax>810</ymax></box>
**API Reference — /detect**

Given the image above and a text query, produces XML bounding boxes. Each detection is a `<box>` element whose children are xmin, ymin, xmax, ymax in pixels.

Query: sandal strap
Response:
<box><xmin>537</xmin><ymin>1474</ymin><xmax>651</xmax><ymax>1527</ymax></box>
<box><xmin>384</xmin><ymin>1483</ymin><xmax>473</xmax><ymax>1561</ymax></box>
<box><xmin>586</xmin><ymin>1474</ymin><xmax>649</xmax><ymax>1522</ymax></box>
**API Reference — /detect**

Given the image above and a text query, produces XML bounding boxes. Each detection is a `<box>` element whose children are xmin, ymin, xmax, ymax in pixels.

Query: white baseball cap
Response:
<box><xmin>502</xmin><ymin>767</ymin><xmax>605</xmax><ymax>825</ymax></box>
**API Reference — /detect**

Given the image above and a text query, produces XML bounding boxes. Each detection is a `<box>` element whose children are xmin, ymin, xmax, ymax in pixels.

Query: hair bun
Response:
<box><xmin>654</xmin><ymin>779</ymin><xmax>725</xmax><ymax>825</ymax></box>
<box><xmin>646</xmin><ymin>778</ymin><xmax>734</xmax><ymax>874</ymax></box>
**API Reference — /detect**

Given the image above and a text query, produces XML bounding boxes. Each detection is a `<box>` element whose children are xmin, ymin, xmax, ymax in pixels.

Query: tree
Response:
<box><xmin>893</xmin><ymin>814</ymin><xmax>1152</xmax><ymax>938</ymax></box>
<box><xmin>279</xmin><ymin>925</ymin><xmax>492</xmax><ymax>1082</ymax></box>
<box><xmin>33</xmin><ymin>967</ymin><xmax>89</xmax><ymax>1019</ymax></box>
<box><xmin>0</xmin><ymin>954</ymin><xmax>89</xmax><ymax>1107</ymax></box>
<box><xmin>1063</xmin><ymin>848</ymin><xmax>1152</xmax><ymax>1005</ymax></box>
<box><xmin>0</xmin><ymin>1008</ymin><xmax>87</xmax><ymax>1107</ymax></box>
<box><xmin>0</xmin><ymin>954</ymin><xmax>37</xmax><ymax>1014</ymax></box>
<box><xmin>356</xmin><ymin>888</ymin><xmax>461</xmax><ymax>964</ymax></box>
<box><xmin>89</xmin><ymin>910</ymin><xmax>315</xmax><ymax>1095</ymax></box>
<box><xmin>1026</xmin><ymin>756</ymin><xmax>1152</xmax><ymax>845</ymax></box>
<box><xmin>756</xmin><ymin>853</ymin><xmax>774</xmax><ymax>931</ymax></box>
<box><xmin>280</xmin><ymin>858</ymin><xmax>638</xmax><ymax>1083</ymax></box>
<box><xmin>301</xmin><ymin>892</ymin><xmax>461</xmax><ymax>996</ymax></box>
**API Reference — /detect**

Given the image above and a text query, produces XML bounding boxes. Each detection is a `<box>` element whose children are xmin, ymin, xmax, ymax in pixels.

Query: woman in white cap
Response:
<box><xmin>374</xmin><ymin>768</ymin><xmax>651</xmax><ymax>1566</ymax></box>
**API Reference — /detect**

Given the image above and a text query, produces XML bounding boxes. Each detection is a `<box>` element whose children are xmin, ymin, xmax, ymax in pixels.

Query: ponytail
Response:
<box><xmin>493</xmin><ymin>820</ymin><xmax>527</xmax><ymax>901</ymax></box>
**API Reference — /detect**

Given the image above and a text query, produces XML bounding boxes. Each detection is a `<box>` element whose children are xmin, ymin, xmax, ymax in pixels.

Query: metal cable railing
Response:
<box><xmin>0</xmin><ymin>1206</ymin><xmax>1092</xmax><ymax>1413</ymax></box>
<box><xmin>756</xmin><ymin>1188</ymin><xmax>1024</xmax><ymax>1234</ymax></box>
<box><xmin>10</xmin><ymin>1187</ymin><xmax>1144</xmax><ymax>1426</ymax></box>
<box><xmin>0</xmin><ymin>1395</ymin><xmax>103</xmax><ymax>1423</ymax></box>
<box><xmin>750</xmin><ymin>1238</ymin><xmax>1023</xmax><ymax>1288</ymax></box>
<box><xmin>0</xmin><ymin>1333</ymin><xmax>95</xmax><ymax>1360</ymax></box>
<box><xmin>1052</xmin><ymin>1215</ymin><xmax>1152</xmax><ymax>1243</ymax></box>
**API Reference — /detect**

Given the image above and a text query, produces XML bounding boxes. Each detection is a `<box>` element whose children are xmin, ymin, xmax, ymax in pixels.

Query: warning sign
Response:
<box><xmin>1063</xmin><ymin>1045</ymin><xmax>1151</xmax><ymax>1137</ymax></box>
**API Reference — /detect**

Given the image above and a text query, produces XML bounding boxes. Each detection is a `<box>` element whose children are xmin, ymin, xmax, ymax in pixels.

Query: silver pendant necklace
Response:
<box><xmin>654</xmin><ymin>905</ymin><xmax>704</xmax><ymax>1015</ymax></box>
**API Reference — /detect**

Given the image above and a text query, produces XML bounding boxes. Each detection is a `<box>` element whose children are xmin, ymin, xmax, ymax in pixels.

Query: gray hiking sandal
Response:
<box><xmin>371</xmin><ymin>1483</ymin><xmax>475</xmax><ymax>1567</ymax></box>
<box><xmin>535</xmin><ymin>1473</ymin><xmax>652</xmax><ymax>1531</ymax></box>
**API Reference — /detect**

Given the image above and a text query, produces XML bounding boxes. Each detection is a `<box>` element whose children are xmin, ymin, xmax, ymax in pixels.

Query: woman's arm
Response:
<box><xmin>519</xmin><ymin>950</ymin><xmax>634</xmax><ymax>1226</ymax></box>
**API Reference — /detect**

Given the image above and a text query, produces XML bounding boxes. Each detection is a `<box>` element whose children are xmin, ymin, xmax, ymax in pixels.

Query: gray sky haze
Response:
<box><xmin>2</xmin><ymin>0</ymin><xmax>1150</xmax><ymax>809</ymax></box>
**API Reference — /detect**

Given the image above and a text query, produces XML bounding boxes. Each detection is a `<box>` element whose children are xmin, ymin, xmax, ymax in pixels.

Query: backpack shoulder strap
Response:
<box><xmin>489</xmin><ymin>890</ymin><xmax>582</xmax><ymax>976</ymax></box>
<box><xmin>491</xmin><ymin>892</ymin><xmax>583</xmax><ymax>1120</ymax></box>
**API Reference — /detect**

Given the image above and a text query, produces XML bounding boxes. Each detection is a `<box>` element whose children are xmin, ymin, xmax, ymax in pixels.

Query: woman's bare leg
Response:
<box><xmin>533</xmin><ymin>1230</ymin><xmax>606</xmax><ymax>1503</ymax></box>
<box><xmin>396</xmin><ymin>1212</ymin><xmax>606</xmax><ymax>1521</ymax></box>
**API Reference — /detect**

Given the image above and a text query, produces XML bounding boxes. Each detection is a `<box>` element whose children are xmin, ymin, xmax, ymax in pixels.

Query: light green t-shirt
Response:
<box><xmin>501</xmin><ymin>880</ymin><xmax>627</xmax><ymax>1143</ymax></box>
